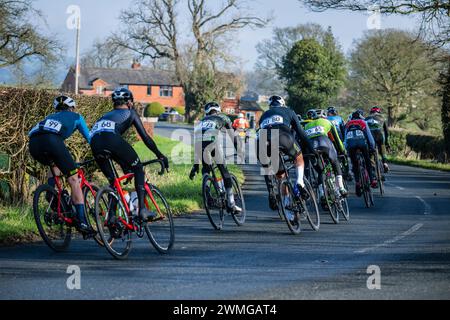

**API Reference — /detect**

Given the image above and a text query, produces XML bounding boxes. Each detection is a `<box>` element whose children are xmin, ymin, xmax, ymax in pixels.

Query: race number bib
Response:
<box><xmin>305</xmin><ymin>126</ymin><xmax>325</xmax><ymax>137</ymax></box>
<box><xmin>346</xmin><ymin>129</ymin><xmax>364</xmax><ymax>140</ymax></box>
<box><xmin>90</xmin><ymin>120</ymin><xmax>116</xmax><ymax>137</ymax></box>
<box><xmin>43</xmin><ymin>119</ymin><xmax>62</xmax><ymax>133</ymax></box>
<box><xmin>260</xmin><ymin>116</ymin><xmax>284</xmax><ymax>129</ymax></box>
<box><xmin>200</xmin><ymin>120</ymin><xmax>217</xmax><ymax>130</ymax></box>
<box><xmin>331</xmin><ymin>120</ymin><xmax>340</xmax><ymax>127</ymax></box>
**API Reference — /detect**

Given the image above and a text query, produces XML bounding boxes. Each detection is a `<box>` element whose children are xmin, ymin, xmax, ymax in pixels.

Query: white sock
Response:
<box><xmin>296</xmin><ymin>166</ymin><xmax>305</xmax><ymax>188</ymax></box>
<box><xmin>337</xmin><ymin>175</ymin><xmax>344</xmax><ymax>189</ymax></box>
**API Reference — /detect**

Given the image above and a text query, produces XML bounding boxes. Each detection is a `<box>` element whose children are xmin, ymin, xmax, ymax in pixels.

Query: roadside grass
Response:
<box><xmin>388</xmin><ymin>156</ymin><xmax>450</xmax><ymax>172</ymax></box>
<box><xmin>0</xmin><ymin>206</ymin><xmax>38</xmax><ymax>245</ymax></box>
<box><xmin>134</xmin><ymin>135</ymin><xmax>244</xmax><ymax>215</ymax></box>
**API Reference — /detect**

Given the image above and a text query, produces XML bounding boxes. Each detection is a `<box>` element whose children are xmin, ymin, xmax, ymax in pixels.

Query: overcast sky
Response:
<box><xmin>34</xmin><ymin>0</ymin><xmax>418</xmax><ymax>70</ymax></box>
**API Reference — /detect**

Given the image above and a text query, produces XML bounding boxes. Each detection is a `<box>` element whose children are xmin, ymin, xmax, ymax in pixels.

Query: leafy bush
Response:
<box><xmin>144</xmin><ymin>102</ymin><xmax>165</xmax><ymax>117</ymax></box>
<box><xmin>173</xmin><ymin>106</ymin><xmax>186</xmax><ymax>115</ymax></box>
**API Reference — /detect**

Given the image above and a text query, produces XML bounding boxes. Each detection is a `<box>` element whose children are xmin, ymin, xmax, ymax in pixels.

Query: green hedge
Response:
<box><xmin>389</xmin><ymin>129</ymin><xmax>447</xmax><ymax>162</ymax></box>
<box><xmin>144</xmin><ymin>102</ymin><xmax>165</xmax><ymax>117</ymax></box>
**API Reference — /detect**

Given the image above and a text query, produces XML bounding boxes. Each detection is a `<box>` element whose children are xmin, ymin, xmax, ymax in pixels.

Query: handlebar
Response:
<box><xmin>142</xmin><ymin>159</ymin><xmax>168</xmax><ymax>176</ymax></box>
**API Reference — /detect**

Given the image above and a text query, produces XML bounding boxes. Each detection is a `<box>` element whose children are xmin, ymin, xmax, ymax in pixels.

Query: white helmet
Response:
<box><xmin>268</xmin><ymin>95</ymin><xmax>286</xmax><ymax>108</ymax></box>
<box><xmin>238</xmin><ymin>113</ymin><xmax>244</xmax><ymax>119</ymax></box>
<box><xmin>205</xmin><ymin>102</ymin><xmax>221</xmax><ymax>115</ymax></box>
<box><xmin>53</xmin><ymin>95</ymin><xmax>76</xmax><ymax>110</ymax></box>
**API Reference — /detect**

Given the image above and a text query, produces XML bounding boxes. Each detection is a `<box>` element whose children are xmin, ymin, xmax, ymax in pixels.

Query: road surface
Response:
<box><xmin>0</xmin><ymin>123</ymin><xmax>449</xmax><ymax>299</ymax></box>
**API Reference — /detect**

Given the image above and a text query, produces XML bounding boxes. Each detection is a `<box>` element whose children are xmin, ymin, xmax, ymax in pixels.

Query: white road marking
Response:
<box><xmin>355</xmin><ymin>223</ymin><xmax>424</xmax><ymax>254</ymax></box>
<box><xmin>415</xmin><ymin>196</ymin><xmax>432</xmax><ymax>215</ymax></box>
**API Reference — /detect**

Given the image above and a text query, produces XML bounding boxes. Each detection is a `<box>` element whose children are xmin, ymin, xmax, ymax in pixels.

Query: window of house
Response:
<box><xmin>147</xmin><ymin>85</ymin><xmax>152</xmax><ymax>96</ymax></box>
<box><xmin>160</xmin><ymin>86</ymin><xmax>173</xmax><ymax>97</ymax></box>
<box><xmin>96</xmin><ymin>86</ymin><xmax>104</xmax><ymax>95</ymax></box>
<box><xmin>226</xmin><ymin>90</ymin><xmax>236</xmax><ymax>99</ymax></box>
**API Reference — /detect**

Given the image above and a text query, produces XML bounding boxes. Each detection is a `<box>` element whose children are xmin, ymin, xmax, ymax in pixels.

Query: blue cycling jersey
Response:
<box><xmin>29</xmin><ymin>110</ymin><xmax>91</xmax><ymax>143</ymax></box>
<box><xmin>327</xmin><ymin>115</ymin><xmax>345</xmax><ymax>138</ymax></box>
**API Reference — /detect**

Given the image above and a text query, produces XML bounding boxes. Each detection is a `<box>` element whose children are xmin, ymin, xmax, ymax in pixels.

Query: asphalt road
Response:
<box><xmin>0</xmin><ymin>123</ymin><xmax>449</xmax><ymax>300</ymax></box>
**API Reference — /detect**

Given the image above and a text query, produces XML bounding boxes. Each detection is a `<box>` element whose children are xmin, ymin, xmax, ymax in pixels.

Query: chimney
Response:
<box><xmin>131</xmin><ymin>59</ymin><xmax>141</xmax><ymax>70</ymax></box>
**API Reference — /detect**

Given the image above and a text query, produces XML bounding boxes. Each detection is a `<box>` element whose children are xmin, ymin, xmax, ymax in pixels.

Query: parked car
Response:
<box><xmin>159</xmin><ymin>109</ymin><xmax>185</xmax><ymax>122</ymax></box>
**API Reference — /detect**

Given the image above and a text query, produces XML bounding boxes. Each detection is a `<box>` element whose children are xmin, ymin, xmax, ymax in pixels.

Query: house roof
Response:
<box><xmin>76</xmin><ymin>67</ymin><xmax>180</xmax><ymax>89</ymax></box>
<box><xmin>239</xmin><ymin>100</ymin><xmax>263</xmax><ymax>112</ymax></box>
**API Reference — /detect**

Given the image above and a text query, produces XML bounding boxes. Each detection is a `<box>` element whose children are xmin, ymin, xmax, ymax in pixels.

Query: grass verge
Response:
<box><xmin>0</xmin><ymin>206</ymin><xmax>38</xmax><ymax>245</ymax></box>
<box><xmin>388</xmin><ymin>156</ymin><xmax>450</xmax><ymax>172</ymax></box>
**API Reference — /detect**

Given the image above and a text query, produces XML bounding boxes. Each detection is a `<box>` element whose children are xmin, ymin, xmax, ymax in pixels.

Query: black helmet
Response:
<box><xmin>268</xmin><ymin>95</ymin><xmax>286</xmax><ymax>108</ymax></box>
<box><xmin>112</xmin><ymin>87</ymin><xmax>134</xmax><ymax>105</ymax></box>
<box><xmin>351</xmin><ymin>109</ymin><xmax>365</xmax><ymax>120</ymax></box>
<box><xmin>53</xmin><ymin>95</ymin><xmax>76</xmax><ymax>110</ymax></box>
<box><xmin>306</xmin><ymin>109</ymin><xmax>316</xmax><ymax>120</ymax></box>
<box><xmin>327</xmin><ymin>106</ymin><xmax>338</xmax><ymax>116</ymax></box>
<box><xmin>205</xmin><ymin>102</ymin><xmax>221</xmax><ymax>115</ymax></box>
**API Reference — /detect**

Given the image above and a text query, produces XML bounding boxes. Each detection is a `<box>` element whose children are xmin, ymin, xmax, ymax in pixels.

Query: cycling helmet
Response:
<box><xmin>316</xmin><ymin>109</ymin><xmax>327</xmax><ymax>119</ymax></box>
<box><xmin>238</xmin><ymin>113</ymin><xmax>244</xmax><ymax>119</ymax></box>
<box><xmin>327</xmin><ymin>106</ymin><xmax>338</xmax><ymax>116</ymax></box>
<box><xmin>306</xmin><ymin>109</ymin><xmax>316</xmax><ymax>120</ymax></box>
<box><xmin>112</xmin><ymin>87</ymin><xmax>134</xmax><ymax>105</ymax></box>
<box><xmin>53</xmin><ymin>95</ymin><xmax>76</xmax><ymax>110</ymax></box>
<box><xmin>205</xmin><ymin>102</ymin><xmax>221</xmax><ymax>115</ymax></box>
<box><xmin>370</xmin><ymin>106</ymin><xmax>382</xmax><ymax>114</ymax></box>
<box><xmin>351</xmin><ymin>109</ymin><xmax>365</xmax><ymax>120</ymax></box>
<box><xmin>268</xmin><ymin>95</ymin><xmax>286</xmax><ymax>108</ymax></box>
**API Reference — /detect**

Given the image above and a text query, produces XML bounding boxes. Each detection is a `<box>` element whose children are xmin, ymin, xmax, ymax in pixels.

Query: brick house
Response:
<box><xmin>61</xmin><ymin>62</ymin><xmax>184</xmax><ymax>110</ymax></box>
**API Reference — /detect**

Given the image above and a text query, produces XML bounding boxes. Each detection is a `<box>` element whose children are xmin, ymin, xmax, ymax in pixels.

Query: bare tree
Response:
<box><xmin>0</xmin><ymin>0</ymin><xmax>60</xmax><ymax>68</ymax></box>
<box><xmin>300</xmin><ymin>1</ymin><xmax>450</xmax><ymax>46</ymax></box>
<box><xmin>82</xmin><ymin>38</ymin><xmax>134</xmax><ymax>69</ymax></box>
<box><xmin>114</xmin><ymin>0</ymin><xmax>267</xmax><ymax>121</ymax></box>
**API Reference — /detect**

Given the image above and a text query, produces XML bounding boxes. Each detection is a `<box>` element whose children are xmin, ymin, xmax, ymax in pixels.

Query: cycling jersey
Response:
<box><xmin>195</xmin><ymin>113</ymin><xmax>233</xmax><ymax>142</ymax></box>
<box><xmin>365</xmin><ymin>114</ymin><xmax>389</xmax><ymax>143</ymax></box>
<box><xmin>91</xmin><ymin>108</ymin><xmax>162</xmax><ymax>158</ymax></box>
<box><xmin>232</xmin><ymin>118</ymin><xmax>250</xmax><ymax>130</ymax></box>
<box><xmin>259</xmin><ymin>107</ymin><xmax>311</xmax><ymax>150</ymax></box>
<box><xmin>304</xmin><ymin>118</ymin><xmax>345</xmax><ymax>154</ymax></box>
<box><xmin>29</xmin><ymin>110</ymin><xmax>90</xmax><ymax>143</ymax></box>
<box><xmin>327</xmin><ymin>115</ymin><xmax>345</xmax><ymax>141</ymax></box>
<box><xmin>345</xmin><ymin>119</ymin><xmax>376</xmax><ymax>151</ymax></box>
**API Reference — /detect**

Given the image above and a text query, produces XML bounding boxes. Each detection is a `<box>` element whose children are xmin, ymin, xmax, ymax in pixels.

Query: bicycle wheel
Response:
<box><xmin>338</xmin><ymin>196</ymin><xmax>350</xmax><ymax>221</ymax></box>
<box><xmin>230</xmin><ymin>175</ymin><xmax>246</xmax><ymax>226</ymax></box>
<box><xmin>203</xmin><ymin>175</ymin><xmax>225</xmax><ymax>230</ymax></box>
<box><xmin>278</xmin><ymin>179</ymin><xmax>301</xmax><ymax>235</ymax></box>
<box><xmin>302</xmin><ymin>179</ymin><xmax>320</xmax><ymax>231</ymax></box>
<box><xmin>83</xmin><ymin>185</ymin><xmax>104</xmax><ymax>247</ymax></box>
<box><xmin>94</xmin><ymin>186</ymin><xmax>132</xmax><ymax>260</ymax></box>
<box><xmin>144</xmin><ymin>184</ymin><xmax>175</xmax><ymax>254</ymax></box>
<box><xmin>322</xmin><ymin>172</ymin><xmax>340</xmax><ymax>224</ymax></box>
<box><xmin>377</xmin><ymin>155</ymin><xmax>385</xmax><ymax>196</ymax></box>
<box><xmin>33</xmin><ymin>184</ymin><xmax>72</xmax><ymax>252</ymax></box>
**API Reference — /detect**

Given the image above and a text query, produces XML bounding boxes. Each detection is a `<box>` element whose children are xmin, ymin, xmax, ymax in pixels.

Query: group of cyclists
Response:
<box><xmin>28</xmin><ymin>87</ymin><xmax>390</xmax><ymax>242</ymax></box>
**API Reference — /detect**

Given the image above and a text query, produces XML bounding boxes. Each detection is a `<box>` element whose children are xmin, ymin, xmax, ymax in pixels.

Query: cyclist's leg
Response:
<box><xmin>280</xmin><ymin>130</ymin><xmax>307</xmax><ymax>199</ymax></box>
<box><xmin>363</xmin><ymin>145</ymin><xmax>377</xmax><ymax>185</ymax></box>
<box><xmin>257</xmin><ymin>133</ymin><xmax>278</xmax><ymax>210</ymax></box>
<box><xmin>45</xmin><ymin>135</ymin><xmax>89</xmax><ymax>230</ymax></box>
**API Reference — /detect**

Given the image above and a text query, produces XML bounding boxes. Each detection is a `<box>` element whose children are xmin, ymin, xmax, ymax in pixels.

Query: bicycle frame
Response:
<box><xmin>50</xmin><ymin>165</ymin><xmax>96</xmax><ymax>226</ymax></box>
<box><xmin>106</xmin><ymin>160</ymin><xmax>165</xmax><ymax>232</ymax></box>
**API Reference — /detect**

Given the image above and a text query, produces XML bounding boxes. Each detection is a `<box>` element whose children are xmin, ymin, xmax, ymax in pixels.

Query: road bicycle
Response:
<box><xmin>94</xmin><ymin>154</ymin><xmax>174</xmax><ymax>260</ymax></box>
<box><xmin>356</xmin><ymin>149</ymin><xmax>374</xmax><ymax>208</ymax></box>
<box><xmin>315</xmin><ymin>151</ymin><xmax>350</xmax><ymax>224</ymax></box>
<box><xmin>202</xmin><ymin>162</ymin><xmax>246</xmax><ymax>230</ymax></box>
<box><xmin>267</xmin><ymin>152</ymin><xmax>320</xmax><ymax>235</ymax></box>
<box><xmin>374</xmin><ymin>150</ymin><xmax>385</xmax><ymax>196</ymax></box>
<box><xmin>33</xmin><ymin>159</ymin><xmax>102</xmax><ymax>252</ymax></box>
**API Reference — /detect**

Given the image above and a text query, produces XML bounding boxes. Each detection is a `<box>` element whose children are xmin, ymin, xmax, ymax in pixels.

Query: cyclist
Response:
<box><xmin>345</xmin><ymin>110</ymin><xmax>377</xmax><ymax>196</ymax></box>
<box><xmin>365</xmin><ymin>106</ymin><xmax>390</xmax><ymax>173</ymax></box>
<box><xmin>189</xmin><ymin>102</ymin><xmax>242</xmax><ymax>213</ymax></box>
<box><xmin>257</xmin><ymin>96</ymin><xmax>314</xmax><ymax>211</ymax></box>
<box><xmin>304</xmin><ymin>109</ymin><xmax>348</xmax><ymax>199</ymax></box>
<box><xmin>28</xmin><ymin>95</ymin><xmax>93</xmax><ymax>234</ymax></box>
<box><xmin>90</xmin><ymin>87</ymin><xmax>169</xmax><ymax>222</ymax></box>
<box><xmin>232</xmin><ymin>113</ymin><xmax>250</xmax><ymax>131</ymax></box>
<box><xmin>327</xmin><ymin>107</ymin><xmax>346</xmax><ymax>141</ymax></box>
